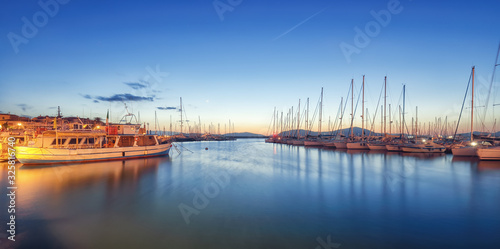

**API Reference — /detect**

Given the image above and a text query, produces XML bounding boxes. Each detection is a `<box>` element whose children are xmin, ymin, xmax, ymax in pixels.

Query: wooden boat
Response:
<box><xmin>15</xmin><ymin>124</ymin><xmax>172</xmax><ymax>165</ymax></box>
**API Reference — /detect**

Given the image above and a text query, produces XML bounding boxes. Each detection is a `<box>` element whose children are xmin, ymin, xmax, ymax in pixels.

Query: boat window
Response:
<box><xmin>78</xmin><ymin>138</ymin><xmax>85</xmax><ymax>144</ymax></box>
<box><xmin>69</xmin><ymin>138</ymin><xmax>77</xmax><ymax>144</ymax></box>
<box><xmin>51</xmin><ymin>138</ymin><xmax>67</xmax><ymax>145</ymax></box>
<box><xmin>88</xmin><ymin>138</ymin><xmax>95</xmax><ymax>144</ymax></box>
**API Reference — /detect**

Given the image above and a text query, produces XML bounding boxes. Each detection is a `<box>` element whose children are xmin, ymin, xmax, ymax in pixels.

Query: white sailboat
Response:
<box><xmin>347</xmin><ymin>76</ymin><xmax>369</xmax><ymax>150</ymax></box>
<box><xmin>452</xmin><ymin>66</ymin><xmax>479</xmax><ymax>157</ymax></box>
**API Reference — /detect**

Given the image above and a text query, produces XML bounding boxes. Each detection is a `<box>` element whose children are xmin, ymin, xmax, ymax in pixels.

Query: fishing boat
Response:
<box><xmin>15</xmin><ymin>123</ymin><xmax>172</xmax><ymax>165</ymax></box>
<box><xmin>477</xmin><ymin>146</ymin><xmax>500</xmax><ymax>160</ymax></box>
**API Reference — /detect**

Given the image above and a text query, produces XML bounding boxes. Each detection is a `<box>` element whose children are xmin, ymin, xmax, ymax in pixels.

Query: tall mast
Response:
<box><xmin>416</xmin><ymin>106</ymin><xmax>418</xmax><ymax>140</ymax></box>
<box><xmin>273</xmin><ymin>107</ymin><xmax>276</xmax><ymax>135</ymax></box>
<box><xmin>384</xmin><ymin>76</ymin><xmax>387</xmax><ymax>137</ymax></box>
<box><xmin>319</xmin><ymin>87</ymin><xmax>323</xmax><ymax>137</ymax></box>
<box><xmin>362</xmin><ymin>75</ymin><xmax>365</xmax><ymax>139</ymax></box>
<box><xmin>402</xmin><ymin>85</ymin><xmax>406</xmax><ymax>140</ymax></box>
<box><xmin>340</xmin><ymin>97</ymin><xmax>343</xmax><ymax>137</ymax></box>
<box><xmin>297</xmin><ymin>99</ymin><xmax>300</xmax><ymax>139</ymax></box>
<box><xmin>291</xmin><ymin>106</ymin><xmax>294</xmax><ymax>138</ymax></box>
<box><xmin>350</xmin><ymin>79</ymin><xmax>354</xmax><ymax>138</ymax></box>
<box><xmin>179</xmin><ymin>97</ymin><xmax>183</xmax><ymax>134</ymax></box>
<box><xmin>389</xmin><ymin>104</ymin><xmax>391</xmax><ymax>135</ymax></box>
<box><xmin>471</xmin><ymin>66</ymin><xmax>475</xmax><ymax>142</ymax></box>
<box><xmin>155</xmin><ymin>110</ymin><xmax>157</xmax><ymax>135</ymax></box>
<box><xmin>306</xmin><ymin>98</ymin><xmax>309</xmax><ymax>137</ymax></box>
<box><xmin>280</xmin><ymin>112</ymin><xmax>283</xmax><ymax>138</ymax></box>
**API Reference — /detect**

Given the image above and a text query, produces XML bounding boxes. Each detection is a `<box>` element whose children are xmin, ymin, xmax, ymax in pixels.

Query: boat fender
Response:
<box><xmin>205</xmin><ymin>147</ymin><xmax>208</xmax><ymax>150</ymax></box>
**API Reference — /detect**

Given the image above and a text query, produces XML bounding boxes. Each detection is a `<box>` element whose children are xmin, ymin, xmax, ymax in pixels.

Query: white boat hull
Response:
<box><xmin>304</xmin><ymin>141</ymin><xmax>323</xmax><ymax>146</ymax></box>
<box><xmin>333</xmin><ymin>141</ymin><xmax>347</xmax><ymax>149</ymax></box>
<box><xmin>477</xmin><ymin>147</ymin><xmax>500</xmax><ymax>160</ymax></box>
<box><xmin>386</xmin><ymin>144</ymin><xmax>403</xmax><ymax>152</ymax></box>
<box><xmin>15</xmin><ymin>143</ymin><xmax>172</xmax><ymax>165</ymax></box>
<box><xmin>347</xmin><ymin>142</ymin><xmax>369</xmax><ymax>150</ymax></box>
<box><xmin>368</xmin><ymin>144</ymin><xmax>387</xmax><ymax>150</ymax></box>
<box><xmin>451</xmin><ymin>146</ymin><xmax>478</xmax><ymax>157</ymax></box>
<box><xmin>402</xmin><ymin>145</ymin><xmax>446</xmax><ymax>153</ymax></box>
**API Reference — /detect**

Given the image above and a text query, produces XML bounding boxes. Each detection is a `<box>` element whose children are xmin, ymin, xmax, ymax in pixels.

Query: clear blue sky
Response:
<box><xmin>1</xmin><ymin>0</ymin><xmax>499</xmax><ymax>134</ymax></box>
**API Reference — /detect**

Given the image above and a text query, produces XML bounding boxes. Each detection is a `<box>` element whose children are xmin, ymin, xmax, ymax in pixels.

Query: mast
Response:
<box><xmin>155</xmin><ymin>110</ymin><xmax>157</xmax><ymax>135</ymax></box>
<box><xmin>416</xmin><ymin>106</ymin><xmax>418</xmax><ymax>140</ymax></box>
<box><xmin>389</xmin><ymin>104</ymin><xmax>391</xmax><ymax>135</ymax></box>
<box><xmin>179</xmin><ymin>97</ymin><xmax>183</xmax><ymax>134</ymax></box>
<box><xmin>280</xmin><ymin>112</ymin><xmax>283</xmax><ymax>139</ymax></box>
<box><xmin>350</xmin><ymin>79</ymin><xmax>354</xmax><ymax>138</ymax></box>
<box><xmin>319</xmin><ymin>87</ymin><xmax>323</xmax><ymax>137</ymax></box>
<box><xmin>402</xmin><ymin>85</ymin><xmax>406</xmax><ymax>140</ymax></box>
<box><xmin>306</xmin><ymin>98</ymin><xmax>309</xmax><ymax>137</ymax></box>
<box><xmin>471</xmin><ymin>66</ymin><xmax>475</xmax><ymax>142</ymax></box>
<box><xmin>340</xmin><ymin>97</ymin><xmax>343</xmax><ymax>138</ymax></box>
<box><xmin>362</xmin><ymin>75</ymin><xmax>365</xmax><ymax>139</ymax></box>
<box><xmin>297</xmin><ymin>100</ymin><xmax>300</xmax><ymax>139</ymax></box>
<box><xmin>384</xmin><ymin>76</ymin><xmax>387</xmax><ymax>137</ymax></box>
<box><xmin>273</xmin><ymin>107</ymin><xmax>276</xmax><ymax>135</ymax></box>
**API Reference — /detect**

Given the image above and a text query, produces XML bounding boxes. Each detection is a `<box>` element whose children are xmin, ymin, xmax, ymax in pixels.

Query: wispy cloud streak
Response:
<box><xmin>273</xmin><ymin>6</ymin><xmax>328</xmax><ymax>41</ymax></box>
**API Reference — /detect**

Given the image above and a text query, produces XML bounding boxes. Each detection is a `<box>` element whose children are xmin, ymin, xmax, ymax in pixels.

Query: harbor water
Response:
<box><xmin>1</xmin><ymin>139</ymin><xmax>500</xmax><ymax>248</ymax></box>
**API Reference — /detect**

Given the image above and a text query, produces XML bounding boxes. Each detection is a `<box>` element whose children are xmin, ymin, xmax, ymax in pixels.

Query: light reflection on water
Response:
<box><xmin>0</xmin><ymin>139</ymin><xmax>499</xmax><ymax>248</ymax></box>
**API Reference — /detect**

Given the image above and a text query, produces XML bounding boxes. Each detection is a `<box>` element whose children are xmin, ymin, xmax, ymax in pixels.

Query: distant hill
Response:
<box><xmin>275</xmin><ymin>127</ymin><xmax>382</xmax><ymax>137</ymax></box>
<box><xmin>224</xmin><ymin>132</ymin><xmax>266</xmax><ymax>138</ymax></box>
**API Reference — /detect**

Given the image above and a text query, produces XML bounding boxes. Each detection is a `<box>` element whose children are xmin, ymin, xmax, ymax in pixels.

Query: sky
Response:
<box><xmin>1</xmin><ymin>0</ymin><xmax>499</xmax><ymax>135</ymax></box>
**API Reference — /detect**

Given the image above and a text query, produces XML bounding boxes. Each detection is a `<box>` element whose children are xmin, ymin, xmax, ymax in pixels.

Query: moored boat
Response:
<box><xmin>477</xmin><ymin>146</ymin><xmax>500</xmax><ymax>160</ymax></box>
<box><xmin>15</xmin><ymin>124</ymin><xmax>172</xmax><ymax>165</ymax></box>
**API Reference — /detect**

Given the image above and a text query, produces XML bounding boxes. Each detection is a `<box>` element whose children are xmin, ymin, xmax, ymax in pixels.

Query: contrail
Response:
<box><xmin>272</xmin><ymin>6</ymin><xmax>329</xmax><ymax>41</ymax></box>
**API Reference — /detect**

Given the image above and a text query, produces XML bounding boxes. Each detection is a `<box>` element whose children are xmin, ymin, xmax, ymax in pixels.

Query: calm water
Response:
<box><xmin>1</xmin><ymin>139</ymin><xmax>500</xmax><ymax>248</ymax></box>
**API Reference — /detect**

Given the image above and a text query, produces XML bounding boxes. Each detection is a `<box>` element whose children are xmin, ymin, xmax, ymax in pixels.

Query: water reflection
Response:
<box><xmin>1</xmin><ymin>139</ymin><xmax>499</xmax><ymax>248</ymax></box>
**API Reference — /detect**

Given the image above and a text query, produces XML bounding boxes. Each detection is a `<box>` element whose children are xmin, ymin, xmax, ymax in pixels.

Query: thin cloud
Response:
<box><xmin>273</xmin><ymin>6</ymin><xmax>328</xmax><ymax>41</ymax></box>
<box><xmin>95</xmin><ymin>93</ymin><xmax>155</xmax><ymax>102</ymax></box>
<box><xmin>124</xmin><ymin>82</ymin><xmax>148</xmax><ymax>90</ymax></box>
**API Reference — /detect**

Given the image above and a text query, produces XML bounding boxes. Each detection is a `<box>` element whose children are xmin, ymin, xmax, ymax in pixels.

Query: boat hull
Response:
<box><xmin>347</xmin><ymin>142</ymin><xmax>369</xmax><ymax>150</ymax></box>
<box><xmin>304</xmin><ymin>141</ymin><xmax>323</xmax><ymax>146</ymax></box>
<box><xmin>333</xmin><ymin>142</ymin><xmax>347</xmax><ymax>149</ymax></box>
<box><xmin>368</xmin><ymin>144</ymin><xmax>387</xmax><ymax>150</ymax></box>
<box><xmin>386</xmin><ymin>144</ymin><xmax>403</xmax><ymax>152</ymax></box>
<box><xmin>451</xmin><ymin>146</ymin><xmax>478</xmax><ymax>157</ymax></box>
<box><xmin>15</xmin><ymin>143</ymin><xmax>172</xmax><ymax>165</ymax></box>
<box><xmin>402</xmin><ymin>145</ymin><xmax>445</xmax><ymax>153</ymax></box>
<box><xmin>477</xmin><ymin>147</ymin><xmax>500</xmax><ymax>160</ymax></box>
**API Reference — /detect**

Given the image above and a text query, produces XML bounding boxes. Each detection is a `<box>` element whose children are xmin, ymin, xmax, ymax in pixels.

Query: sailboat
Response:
<box><xmin>304</xmin><ymin>88</ymin><xmax>325</xmax><ymax>146</ymax></box>
<box><xmin>477</xmin><ymin>44</ymin><xmax>500</xmax><ymax>160</ymax></box>
<box><xmin>368</xmin><ymin>76</ymin><xmax>389</xmax><ymax>150</ymax></box>
<box><xmin>452</xmin><ymin>66</ymin><xmax>479</xmax><ymax>157</ymax></box>
<box><xmin>347</xmin><ymin>76</ymin><xmax>369</xmax><ymax>150</ymax></box>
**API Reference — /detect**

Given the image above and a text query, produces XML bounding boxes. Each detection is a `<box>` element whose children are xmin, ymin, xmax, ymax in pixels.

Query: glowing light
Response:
<box><xmin>471</xmin><ymin>142</ymin><xmax>478</xmax><ymax>146</ymax></box>
<box><xmin>422</xmin><ymin>139</ymin><xmax>427</xmax><ymax>143</ymax></box>
<box><xmin>17</xmin><ymin>123</ymin><xmax>22</xmax><ymax>126</ymax></box>
<box><xmin>96</xmin><ymin>126</ymin><xmax>100</xmax><ymax>129</ymax></box>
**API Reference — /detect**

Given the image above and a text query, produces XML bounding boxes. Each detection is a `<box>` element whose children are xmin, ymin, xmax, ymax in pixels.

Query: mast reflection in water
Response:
<box><xmin>1</xmin><ymin>139</ymin><xmax>500</xmax><ymax>248</ymax></box>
